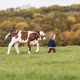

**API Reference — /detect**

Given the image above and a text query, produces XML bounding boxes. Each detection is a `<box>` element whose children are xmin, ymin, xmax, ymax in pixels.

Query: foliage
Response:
<box><xmin>0</xmin><ymin>4</ymin><xmax>80</xmax><ymax>46</ymax></box>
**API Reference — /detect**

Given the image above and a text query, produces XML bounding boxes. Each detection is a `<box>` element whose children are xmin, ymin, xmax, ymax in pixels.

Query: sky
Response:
<box><xmin>0</xmin><ymin>0</ymin><xmax>80</xmax><ymax>10</ymax></box>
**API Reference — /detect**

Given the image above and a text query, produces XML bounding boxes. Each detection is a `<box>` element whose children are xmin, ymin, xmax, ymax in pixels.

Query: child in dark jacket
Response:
<box><xmin>47</xmin><ymin>33</ymin><xmax>56</xmax><ymax>53</ymax></box>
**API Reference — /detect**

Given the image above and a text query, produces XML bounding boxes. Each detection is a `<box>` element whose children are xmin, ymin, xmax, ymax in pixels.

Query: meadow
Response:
<box><xmin>0</xmin><ymin>46</ymin><xmax>80</xmax><ymax>80</ymax></box>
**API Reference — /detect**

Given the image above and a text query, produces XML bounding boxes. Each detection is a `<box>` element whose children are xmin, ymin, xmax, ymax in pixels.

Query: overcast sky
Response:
<box><xmin>0</xmin><ymin>0</ymin><xmax>80</xmax><ymax>10</ymax></box>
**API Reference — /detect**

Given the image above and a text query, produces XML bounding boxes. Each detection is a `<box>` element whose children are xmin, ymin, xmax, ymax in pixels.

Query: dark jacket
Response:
<box><xmin>47</xmin><ymin>39</ymin><xmax>56</xmax><ymax>47</ymax></box>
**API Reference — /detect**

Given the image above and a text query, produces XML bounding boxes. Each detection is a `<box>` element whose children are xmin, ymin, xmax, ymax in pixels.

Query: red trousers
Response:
<box><xmin>48</xmin><ymin>47</ymin><xmax>56</xmax><ymax>53</ymax></box>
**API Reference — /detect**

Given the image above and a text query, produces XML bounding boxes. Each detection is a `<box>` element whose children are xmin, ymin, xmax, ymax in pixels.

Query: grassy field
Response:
<box><xmin>0</xmin><ymin>46</ymin><xmax>80</xmax><ymax>80</ymax></box>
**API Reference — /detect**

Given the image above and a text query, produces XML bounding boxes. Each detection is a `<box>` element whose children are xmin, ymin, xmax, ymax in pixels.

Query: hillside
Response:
<box><xmin>0</xmin><ymin>4</ymin><xmax>80</xmax><ymax>46</ymax></box>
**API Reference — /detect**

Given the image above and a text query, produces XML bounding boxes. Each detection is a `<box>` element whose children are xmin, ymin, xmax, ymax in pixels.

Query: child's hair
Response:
<box><xmin>49</xmin><ymin>33</ymin><xmax>56</xmax><ymax>40</ymax></box>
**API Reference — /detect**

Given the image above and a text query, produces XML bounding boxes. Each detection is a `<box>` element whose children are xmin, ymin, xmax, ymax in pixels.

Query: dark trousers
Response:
<box><xmin>48</xmin><ymin>47</ymin><xmax>56</xmax><ymax>53</ymax></box>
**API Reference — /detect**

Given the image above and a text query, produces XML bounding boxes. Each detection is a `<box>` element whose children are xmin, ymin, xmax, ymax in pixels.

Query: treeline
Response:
<box><xmin>0</xmin><ymin>4</ymin><xmax>80</xmax><ymax>46</ymax></box>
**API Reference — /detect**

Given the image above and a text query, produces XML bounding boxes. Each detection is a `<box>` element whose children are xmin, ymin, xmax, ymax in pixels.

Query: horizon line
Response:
<box><xmin>0</xmin><ymin>3</ymin><xmax>80</xmax><ymax>11</ymax></box>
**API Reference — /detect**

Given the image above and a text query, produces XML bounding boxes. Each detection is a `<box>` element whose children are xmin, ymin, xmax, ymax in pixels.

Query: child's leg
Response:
<box><xmin>52</xmin><ymin>47</ymin><xmax>56</xmax><ymax>53</ymax></box>
<box><xmin>48</xmin><ymin>48</ymin><xmax>52</xmax><ymax>53</ymax></box>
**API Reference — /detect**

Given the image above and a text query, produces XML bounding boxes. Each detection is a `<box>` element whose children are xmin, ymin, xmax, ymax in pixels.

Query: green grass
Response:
<box><xmin>0</xmin><ymin>46</ymin><xmax>80</xmax><ymax>80</ymax></box>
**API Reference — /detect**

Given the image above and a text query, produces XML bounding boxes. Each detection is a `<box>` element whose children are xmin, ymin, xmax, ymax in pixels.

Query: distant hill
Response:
<box><xmin>0</xmin><ymin>4</ymin><xmax>80</xmax><ymax>46</ymax></box>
